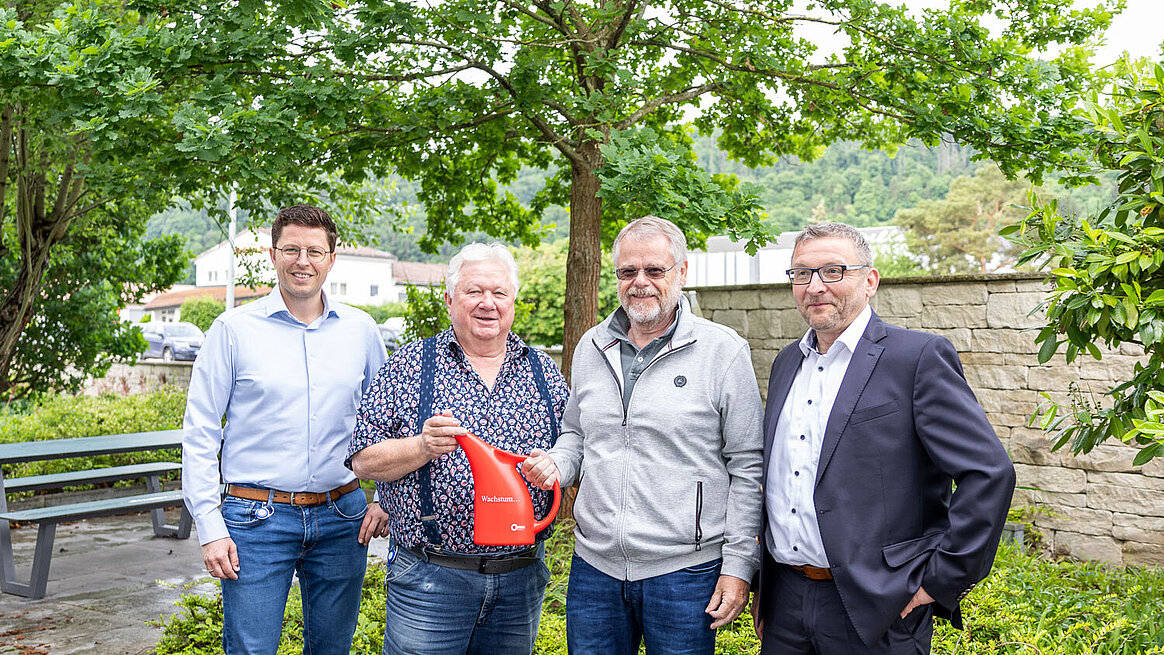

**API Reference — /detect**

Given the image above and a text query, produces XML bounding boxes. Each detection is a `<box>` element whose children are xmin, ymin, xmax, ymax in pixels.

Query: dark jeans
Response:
<box><xmin>382</xmin><ymin>544</ymin><xmax>551</xmax><ymax>655</ymax></box>
<box><xmin>760</xmin><ymin>564</ymin><xmax>933</xmax><ymax>655</ymax></box>
<box><xmin>565</xmin><ymin>553</ymin><xmax>721</xmax><ymax>655</ymax></box>
<box><xmin>220</xmin><ymin>487</ymin><xmax>369</xmax><ymax>655</ymax></box>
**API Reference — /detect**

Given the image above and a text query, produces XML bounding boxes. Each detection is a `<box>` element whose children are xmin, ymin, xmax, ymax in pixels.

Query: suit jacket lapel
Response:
<box><xmin>815</xmin><ymin>315</ymin><xmax>887</xmax><ymax>486</ymax></box>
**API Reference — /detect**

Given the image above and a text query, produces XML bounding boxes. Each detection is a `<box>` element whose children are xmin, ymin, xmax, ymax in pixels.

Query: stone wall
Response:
<box><xmin>82</xmin><ymin>361</ymin><xmax>193</xmax><ymax>396</ymax></box>
<box><xmin>692</xmin><ymin>273</ymin><xmax>1164</xmax><ymax>567</ymax></box>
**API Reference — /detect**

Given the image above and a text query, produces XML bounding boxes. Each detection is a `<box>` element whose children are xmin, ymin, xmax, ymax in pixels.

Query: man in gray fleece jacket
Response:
<box><xmin>523</xmin><ymin>216</ymin><xmax>764</xmax><ymax>654</ymax></box>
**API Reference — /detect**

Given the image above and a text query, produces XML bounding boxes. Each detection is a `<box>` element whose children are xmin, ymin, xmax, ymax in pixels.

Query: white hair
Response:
<box><xmin>612</xmin><ymin>215</ymin><xmax>688</xmax><ymax>268</ymax></box>
<box><xmin>446</xmin><ymin>242</ymin><xmax>520</xmax><ymax>295</ymax></box>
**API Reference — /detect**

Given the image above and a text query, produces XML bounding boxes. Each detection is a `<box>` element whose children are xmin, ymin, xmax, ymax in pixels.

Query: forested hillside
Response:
<box><xmin>147</xmin><ymin>138</ymin><xmax>1116</xmax><ymax>267</ymax></box>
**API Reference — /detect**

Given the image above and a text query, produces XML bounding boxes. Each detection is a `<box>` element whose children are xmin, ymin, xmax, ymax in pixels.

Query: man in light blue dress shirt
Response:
<box><xmin>182</xmin><ymin>205</ymin><xmax>389</xmax><ymax>655</ymax></box>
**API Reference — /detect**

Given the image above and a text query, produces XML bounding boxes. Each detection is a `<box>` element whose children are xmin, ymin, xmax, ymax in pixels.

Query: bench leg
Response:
<box><xmin>146</xmin><ymin>475</ymin><xmax>192</xmax><ymax>539</ymax></box>
<box><xmin>0</xmin><ymin>520</ymin><xmax>57</xmax><ymax>600</ymax></box>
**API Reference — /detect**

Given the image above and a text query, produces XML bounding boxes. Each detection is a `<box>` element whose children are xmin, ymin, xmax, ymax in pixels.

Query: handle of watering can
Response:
<box><xmin>513</xmin><ymin>452</ymin><xmax>561</xmax><ymax>531</ymax></box>
<box><xmin>532</xmin><ymin>478</ymin><xmax>561</xmax><ymax>532</ymax></box>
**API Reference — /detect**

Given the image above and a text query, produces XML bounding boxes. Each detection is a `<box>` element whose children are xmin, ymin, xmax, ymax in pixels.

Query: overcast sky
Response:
<box><xmin>797</xmin><ymin>0</ymin><xmax>1162</xmax><ymax>64</ymax></box>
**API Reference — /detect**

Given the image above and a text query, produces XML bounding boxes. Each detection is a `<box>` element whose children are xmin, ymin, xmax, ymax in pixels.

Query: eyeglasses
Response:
<box><xmin>786</xmin><ymin>264</ymin><xmax>868</xmax><ymax>285</ymax></box>
<box><xmin>615</xmin><ymin>264</ymin><xmax>675</xmax><ymax>280</ymax></box>
<box><xmin>276</xmin><ymin>245</ymin><xmax>331</xmax><ymax>263</ymax></box>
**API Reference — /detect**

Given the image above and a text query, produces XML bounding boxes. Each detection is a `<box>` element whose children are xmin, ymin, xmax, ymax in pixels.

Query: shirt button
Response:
<box><xmin>793</xmin><ymin>546</ymin><xmax>798</xmax><ymax>552</ymax></box>
<box><xmin>794</xmin><ymin>471</ymin><xmax>800</xmax><ymax>476</ymax></box>
<box><xmin>807</xmin><ymin>399</ymin><xmax>812</xmax><ymax>405</ymax></box>
<box><xmin>800</xmin><ymin>435</ymin><xmax>805</xmax><ymax>440</ymax></box>
<box><xmin>637</xmin><ymin>356</ymin><xmax>643</xmax><ymax>362</ymax></box>
<box><xmin>818</xmin><ymin>366</ymin><xmax>823</xmax><ymax>371</ymax></box>
<box><xmin>791</xmin><ymin>508</ymin><xmax>796</xmax><ymax>514</ymax></box>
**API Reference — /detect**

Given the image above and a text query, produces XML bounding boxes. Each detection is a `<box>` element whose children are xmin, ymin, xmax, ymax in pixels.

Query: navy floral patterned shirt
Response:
<box><xmin>347</xmin><ymin>328</ymin><xmax>568</xmax><ymax>555</ymax></box>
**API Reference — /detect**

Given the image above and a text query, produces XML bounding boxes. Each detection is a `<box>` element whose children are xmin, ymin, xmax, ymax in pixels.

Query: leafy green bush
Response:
<box><xmin>352</xmin><ymin>302</ymin><xmax>408</xmax><ymax>324</ymax></box>
<box><xmin>0</xmin><ymin>388</ymin><xmax>187</xmax><ymax>480</ymax></box>
<box><xmin>179</xmin><ymin>297</ymin><xmax>226</xmax><ymax>333</ymax></box>
<box><xmin>153</xmin><ymin>526</ymin><xmax>1164</xmax><ymax>655</ymax></box>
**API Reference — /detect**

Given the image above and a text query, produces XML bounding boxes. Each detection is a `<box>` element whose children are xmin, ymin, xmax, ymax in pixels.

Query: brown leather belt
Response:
<box><xmin>785</xmin><ymin>563</ymin><xmax>834</xmax><ymax>581</ymax></box>
<box><xmin>225</xmin><ymin>480</ymin><xmax>360</xmax><ymax>506</ymax></box>
<box><xmin>406</xmin><ymin>547</ymin><xmax>540</xmax><ymax>575</ymax></box>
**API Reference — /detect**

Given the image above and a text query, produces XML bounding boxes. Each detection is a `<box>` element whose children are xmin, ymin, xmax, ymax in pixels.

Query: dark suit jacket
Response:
<box><xmin>758</xmin><ymin>312</ymin><xmax>1016</xmax><ymax>647</ymax></box>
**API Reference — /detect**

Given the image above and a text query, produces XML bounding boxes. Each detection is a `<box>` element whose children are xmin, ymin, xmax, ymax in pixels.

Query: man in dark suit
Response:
<box><xmin>755</xmin><ymin>222</ymin><xmax>1016</xmax><ymax>654</ymax></box>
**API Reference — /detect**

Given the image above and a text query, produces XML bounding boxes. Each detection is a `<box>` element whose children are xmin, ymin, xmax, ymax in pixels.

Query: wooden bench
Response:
<box><xmin>0</xmin><ymin>430</ymin><xmax>191</xmax><ymax>599</ymax></box>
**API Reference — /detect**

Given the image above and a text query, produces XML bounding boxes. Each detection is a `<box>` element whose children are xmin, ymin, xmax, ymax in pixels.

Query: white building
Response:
<box><xmin>194</xmin><ymin>229</ymin><xmax>399</xmax><ymax>305</ymax></box>
<box><xmin>685</xmin><ymin>226</ymin><xmax>905</xmax><ymax>286</ymax></box>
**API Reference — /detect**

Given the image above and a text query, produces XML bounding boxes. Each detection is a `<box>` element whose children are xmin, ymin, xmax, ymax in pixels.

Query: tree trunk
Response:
<box><xmin>561</xmin><ymin>139</ymin><xmax>604</xmax><ymax>383</ymax></box>
<box><xmin>557</xmin><ymin>139</ymin><xmax>604</xmax><ymax>522</ymax></box>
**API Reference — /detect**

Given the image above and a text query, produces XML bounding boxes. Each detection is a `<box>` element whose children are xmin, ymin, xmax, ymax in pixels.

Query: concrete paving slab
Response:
<box><xmin>0</xmin><ymin>509</ymin><xmax>209</xmax><ymax>654</ymax></box>
<box><xmin>1</xmin><ymin>508</ymin><xmax>390</xmax><ymax>654</ymax></box>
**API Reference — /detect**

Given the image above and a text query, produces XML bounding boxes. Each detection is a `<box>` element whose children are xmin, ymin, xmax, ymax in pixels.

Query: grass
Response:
<box><xmin>153</xmin><ymin>523</ymin><xmax>1164</xmax><ymax>655</ymax></box>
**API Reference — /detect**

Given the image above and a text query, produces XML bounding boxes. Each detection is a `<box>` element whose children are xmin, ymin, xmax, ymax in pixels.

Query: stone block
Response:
<box><xmin>1008</xmin><ymin>428</ymin><xmax>1066</xmax><ymax>467</ymax></box>
<box><xmin>964</xmin><ymin>365</ymin><xmax>1028</xmax><ymax>391</ymax></box>
<box><xmin>1070</xmin><ymin>445</ymin><xmax>1154</xmax><ymax>474</ymax></box>
<box><xmin>756</xmin><ymin>289</ymin><xmax>793</xmax><ymax>311</ymax></box>
<box><xmin>1032</xmin><ymin>506</ymin><xmax>1112</xmax><ymax>536</ymax></box>
<box><xmin>1051</xmin><ymin>531</ymin><xmax>1123</xmax><ymax>565</ymax></box>
<box><xmin>1026</xmin><ymin>365</ymin><xmax>1088</xmax><ymax>392</ymax></box>
<box><xmin>920</xmin><ymin>283</ymin><xmax>988</xmax><ymax>306</ymax></box>
<box><xmin>1118</xmin><ymin>342</ymin><xmax>1146</xmax><ymax>357</ymax></box>
<box><xmin>729</xmin><ymin>289</ymin><xmax>761</xmax><ymax>310</ymax></box>
<box><xmin>698</xmin><ymin>290</ymin><xmax>729</xmax><ymax>311</ymax></box>
<box><xmin>1087</xmin><ymin>483</ymin><xmax>1164</xmax><ymax>517</ymax></box>
<box><xmin>871</xmin><ymin>287</ymin><xmax>923</xmax><ymax>317</ymax></box>
<box><xmin>1014</xmin><ymin>463</ymin><xmax>1086</xmax><ymax>493</ymax></box>
<box><xmin>927</xmin><ymin>328</ymin><xmax>972</xmax><ymax>352</ymax></box>
<box><xmin>711</xmin><ymin>310</ymin><xmax>748</xmax><ymax>337</ymax></box>
<box><xmin>971</xmin><ymin>329</ymin><xmax>1040</xmax><ymax>355</ymax></box>
<box><xmin>749</xmin><ymin>310</ymin><xmax>782</xmax><ymax>339</ymax></box>
<box><xmin>1012</xmin><ymin>278</ymin><xmax>1052</xmax><ymax>294</ymax></box>
<box><xmin>919</xmin><ymin>304</ymin><xmax>989</xmax><ymax>329</ymax></box>
<box><xmin>1011</xmin><ymin>488</ymin><xmax>1087</xmax><ymax>508</ymax></box>
<box><xmin>986</xmin><ymin>292</ymin><xmax>1046</xmax><ymax>329</ymax></box>
<box><xmin>1112</xmin><ymin>514</ymin><xmax>1164</xmax><ymax>545</ymax></box>
<box><xmin>1086</xmin><ymin>471</ymin><xmax>1164</xmax><ymax>491</ymax></box>
<box><xmin>1123</xmin><ymin>541</ymin><xmax>1164</xmax><ymax>567</ymax></box>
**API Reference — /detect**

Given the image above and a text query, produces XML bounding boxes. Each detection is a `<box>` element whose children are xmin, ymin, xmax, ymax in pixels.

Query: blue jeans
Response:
<box><xmin>566</xmin><ymin>554</ymin><xmax>721</xmax><ymax>655</ymax></box>
<box><xmin>382</xmin><ymin>543</ymin><xmax>551</xmax><ymax>655</ymax></box>
<box><xmin>219</xmin><ymin>487</ymin><xmax>369</xmax><ymax>655</ymax></box>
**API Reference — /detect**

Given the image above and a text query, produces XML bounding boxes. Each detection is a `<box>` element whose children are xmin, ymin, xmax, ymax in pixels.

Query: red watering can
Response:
<box><xmin>455</xmin><ymin>432</ymin><xmax>561</xmax><ymax>546</ymax></box>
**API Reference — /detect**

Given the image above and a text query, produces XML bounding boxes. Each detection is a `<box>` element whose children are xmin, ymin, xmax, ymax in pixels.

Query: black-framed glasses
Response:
<box><xmin>276</xmin><ymin>245</ymin><xmax>331</xmax><ymax>263</ymax></box>
<box><xmin>786</xmin><ymin>264</ymin><xmax>868</xmax><ymax>285</ymax></box>
<box><xmin>615</xmin><ymin>264</ymin><xmax>676</xmax><ymax>280</ymax></box>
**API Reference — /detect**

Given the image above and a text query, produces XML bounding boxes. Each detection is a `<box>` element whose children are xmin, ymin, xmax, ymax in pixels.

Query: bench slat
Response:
<box><xmin>0</xmin><ymin>430</ymin><xmax>183</xmax><ymax>465</ymax></box>
<box><xmin>3</xmin><ymin>462</ymin><xmax>182</xmax><ymax>493</ymax></box>
<box><xmin>0</xmin><ymin>490</ymin><xmax>185</xmax><ymax>523</ymax></box>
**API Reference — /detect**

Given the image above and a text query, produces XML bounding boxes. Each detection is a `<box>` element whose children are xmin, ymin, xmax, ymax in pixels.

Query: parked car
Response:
<box><xmin>379</xmin><ymin>317</ymin><xmax>405</xmax><ymax>354</ymax></box>
<box><xmin>140</xmin><ymin>321</ymin><xmax>205</xmax><ymax>362</ymax></box>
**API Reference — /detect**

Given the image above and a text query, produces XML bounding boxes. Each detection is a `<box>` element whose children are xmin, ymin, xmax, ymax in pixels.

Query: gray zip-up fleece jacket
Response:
<box><xmin>549</xmin><ymin>299</ymin><xmax>764</xmax><ymax>582</ymax></box>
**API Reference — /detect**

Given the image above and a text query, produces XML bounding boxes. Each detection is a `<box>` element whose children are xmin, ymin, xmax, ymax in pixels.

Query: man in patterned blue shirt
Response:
<box><xmin>347</xmin><ymin>242</ymin><xmax>568</xmax><ymax>655</ymax></box>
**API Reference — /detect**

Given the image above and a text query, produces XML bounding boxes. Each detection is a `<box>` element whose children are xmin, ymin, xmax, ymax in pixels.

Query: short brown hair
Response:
<box><xmin>272</xmin><ymin>205</ymin><xmax>338</xmax><ymax>251</ymax></box>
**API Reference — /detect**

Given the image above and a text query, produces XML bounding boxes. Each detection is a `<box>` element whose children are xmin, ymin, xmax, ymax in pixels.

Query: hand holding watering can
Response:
<box><xmin>428</xmin><ymin>411</ymin><xmax>561</xmax><ymax>546</ymax></box>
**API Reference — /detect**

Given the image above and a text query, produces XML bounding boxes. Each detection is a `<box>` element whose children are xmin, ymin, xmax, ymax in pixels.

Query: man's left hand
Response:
<box><xmin>900</xmin><ymin>586</ymin><xmax>935</xmax><ymax>619</ymax></box>
<box><xmin>705</xmin><ymin>574</ymin><xmax>750</xmax><ymax>629</ymax></box>
<box><xmin>358</xmin><ymin>501</ymin><xmax>390</xmax><ymax>545</ymax></box>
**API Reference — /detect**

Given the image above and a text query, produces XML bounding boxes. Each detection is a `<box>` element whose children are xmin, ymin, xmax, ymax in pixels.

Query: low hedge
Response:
<box><xmin>0</xmin><ymin>388</ymin><xmax>187</xmax><ymax>481</ymax></box>
<box><xmin>154</xmin><ymin>525</ymin><xmax>1164</xmax><ymax>655</ymax></box>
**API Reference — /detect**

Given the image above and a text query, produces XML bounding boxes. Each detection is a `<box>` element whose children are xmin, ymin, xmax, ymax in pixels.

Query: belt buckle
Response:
<box><xmin>289</xmin><ymin>491</ymin><xmax>311</xmax><ymax>506</ymax></box>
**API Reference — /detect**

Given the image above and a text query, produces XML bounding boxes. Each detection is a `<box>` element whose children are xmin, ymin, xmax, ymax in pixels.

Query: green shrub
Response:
<box><xmin>0</xmin><ymin>388</ymin><xmax>187</xmax><ymax>480</ymax></box>
<box><xmin>180</xmin><ymin>297</ymin><xmax>226</xmax><ymax>333</ymax></box>
<box><xmin>352</xmin><ymin>302</ymin><xmax>408</xmax><ymax>324</ymax></box>
<box><xmin>154</xmin><ymin>532</ymin><xmax>1164</xmax><ymax>655</ymax></box>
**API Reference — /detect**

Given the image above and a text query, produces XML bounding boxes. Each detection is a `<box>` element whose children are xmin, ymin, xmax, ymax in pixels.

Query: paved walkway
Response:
<box><xmin>0</xmin><ymin>510</ymin><xmax>390</xmax><ymax>654</ymax></box>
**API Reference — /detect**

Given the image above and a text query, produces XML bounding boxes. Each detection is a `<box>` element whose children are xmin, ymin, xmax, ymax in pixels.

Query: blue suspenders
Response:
<box><xmin>414</xmin><ymin>337</ymin><xmax>559</xmax><ymax>549</ymax></box>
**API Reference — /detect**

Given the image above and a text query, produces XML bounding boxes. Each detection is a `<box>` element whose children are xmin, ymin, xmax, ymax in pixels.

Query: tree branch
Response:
<box><xmin>605</xmin><ymin>0</ymin><xmax>641</xmax><ymax>51</ymax></box>
<box><xmin>615</xmin><ymin>83</ymin><xmax>721</xmax><ymax>129</ymax></box>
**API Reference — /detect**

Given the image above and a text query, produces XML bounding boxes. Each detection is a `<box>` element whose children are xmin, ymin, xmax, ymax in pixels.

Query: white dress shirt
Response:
<box><xmin>765</xmin><ymin>305</ymin><xmax>873</xmax><ymax>567</ymax></box>
<box><xmin>181</xmin><ymin>288</ymin><xmax>386</xmax><ymax>545</ymax></box>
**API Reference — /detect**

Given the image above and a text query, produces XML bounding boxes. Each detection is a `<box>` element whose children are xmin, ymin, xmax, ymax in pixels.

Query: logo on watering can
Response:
<box><xmin>456</xmin><ymin>432</ymin><xmax>562</xmax><ymax>546</ymax></box>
